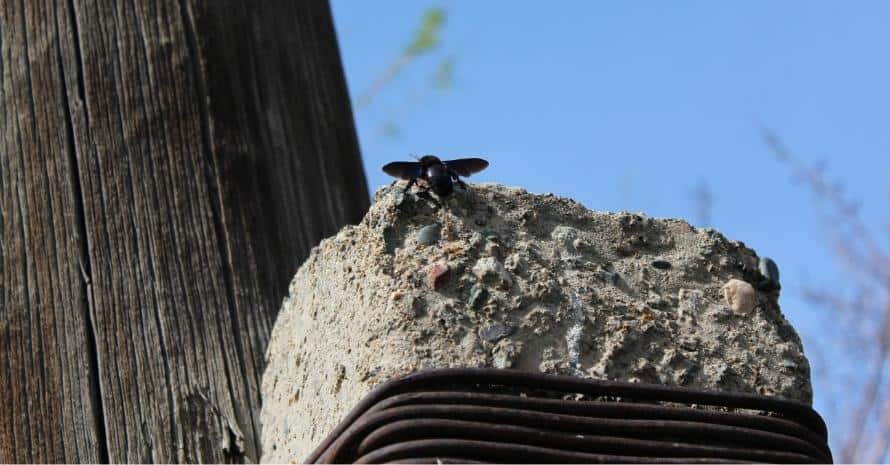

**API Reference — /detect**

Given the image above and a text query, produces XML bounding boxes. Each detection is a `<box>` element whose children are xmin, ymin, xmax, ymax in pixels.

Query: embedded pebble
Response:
<box><xmin>616</xmin><ymin>241</ymin><xmax>635</xmax><ymax>256</ymax></box>
<box><xmin>721</xmin><ymin>279</ymin><xmax>757</xmax><ymax>314</ymax></box>
<box><xmin>617</xmin><ymin>235</ymin><xmax>645</xmax><ymax>256</ymax></box>
<box><xmin>467</xmin><ymin>286</ymin><xmax>487</xmax><ymax>308</ymax></box>
<box><xmin>416</xmin><ymin>224</ymin><xmax>441</xmax><ymax>246</ymax></box>
<box><xmin>478</xmin><ymin>323</ymin><xmax>514</xmax><ymax>343</ymax></box>
<box><xmin>759</xmin><ymin>257</ymin><xmax>780</xmax><ymax>288</ymax></box>
<box><xmin>504</xmin><ymin>253</ymin><xmax>526</xmax><ymax>272</ymax></box>
<box><xmin>598</xmin><ymin>269</ymin><xmax>619</xmax><ymax>285</ymax></box>
<box><xmin>551</xmin><ymin>225</ymin><xmax>579</xmax><ymax>250</ymax></box>
<box><xmin>427</xmin><ymin>263</ymin><xmax>450</xmax><ymax>290</ymax></box>
<box><xmin>651</xmin><ymin>258</ymin><xmax>672</xmax><ymax>270</ymax></box>
<box><xmin>491</xmin><ymin>340</ymin><xmax>520</xmax><ymax>368</ymax></box>
<box><xmin>472</xmin><ymin>257</ymin><xmax>512</xmax><ymax>289</ymax></box>
<box><xmin>484</xmin><ymin>242</ymin><xmax>501</xmax><ymax>258</ymax></box>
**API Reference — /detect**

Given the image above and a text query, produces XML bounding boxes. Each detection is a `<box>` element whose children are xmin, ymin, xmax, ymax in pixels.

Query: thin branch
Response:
<box><xmin>761</xmin><ymin>126</ymin><xmax>886</xmax><ymax>266</ymax></box>
<box><xmin>762</xmin><ymin>126</ymin><xmax>890</xmax><ymax>462</ymax></box>
<box><xmin>840</xmin><ymin>312</ymin><xmax>888</xmax><ymax>463</ymax></box>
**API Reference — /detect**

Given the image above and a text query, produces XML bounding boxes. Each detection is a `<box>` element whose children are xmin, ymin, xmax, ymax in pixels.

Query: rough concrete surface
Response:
<box><xmin>260</xmin><ymin>183</ymin><xmax>813</xmax><ymax>463</ymax></box>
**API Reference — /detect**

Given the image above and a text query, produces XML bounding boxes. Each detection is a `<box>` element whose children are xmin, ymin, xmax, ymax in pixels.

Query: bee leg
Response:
<box><xmin>448</xmin><ymin>170</ymin><xmax>468</xmax><ymax>189</ymax></box>
<box><xmin>402</xmin><ymin>177</ymin><xmax>417</xmax><ymax>193</ymax></box>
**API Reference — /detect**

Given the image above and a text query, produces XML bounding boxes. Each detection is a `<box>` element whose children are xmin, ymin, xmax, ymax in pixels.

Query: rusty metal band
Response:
<box><xmin>304</xmin><ymin>368</ymin><xmax>831</xmax><ymax>464</ymax></box>
<box><xmin>354</xmin><ymin>439</ymin><xmax>750</xmax><ymax>464</ymax></box>
<box><xmin>363</xmin><ymin>391</ymin><xmax>827</xmax><ymax>449</ymax></box>
<box><xmin>330</xmin><ymin>405</ymin><xmax>828</xmax><ymax>463</ymax></box>
<box><xmin>357</xmin><ymin>419</ymin><xmax>820</xmax><ymax>463</ymax></box>
<box><xmin>386</xmin><ymin>457</ymin><xmax>491</xmax><ymax>464</ymax></box>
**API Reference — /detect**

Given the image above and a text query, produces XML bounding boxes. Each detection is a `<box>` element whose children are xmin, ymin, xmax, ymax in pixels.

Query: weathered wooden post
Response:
<box><xmin>0</xmin><ymin>0</ymin><xmax>368</xmax><ymax>462</ymax></box>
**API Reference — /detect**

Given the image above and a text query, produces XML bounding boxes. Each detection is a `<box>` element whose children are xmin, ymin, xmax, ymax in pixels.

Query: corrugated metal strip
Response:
<box><xmin>305</xmin><ymin>368</ymin><xmax>831</xmax><ymax>464</ymax></box>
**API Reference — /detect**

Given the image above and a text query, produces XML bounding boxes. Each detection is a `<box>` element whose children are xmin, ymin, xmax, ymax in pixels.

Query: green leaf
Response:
<box><xmin>404</xmin><ymin>7</ymin><xmax>446</xmax><ymax>57</ymax></box>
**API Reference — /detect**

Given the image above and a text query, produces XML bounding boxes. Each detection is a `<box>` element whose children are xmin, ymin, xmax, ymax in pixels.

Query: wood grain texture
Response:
<box><xmin>0</xmin><ymin>0</ymin><xmax>369</xmax><ymax>462</ymax></box>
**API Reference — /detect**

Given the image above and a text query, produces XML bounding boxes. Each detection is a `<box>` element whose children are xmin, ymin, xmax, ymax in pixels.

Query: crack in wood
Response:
<box><xmin>177</xmin><ymin>1</ymin><xmax>260</xmax><ymax>460</ymax></box>
<box><xmin>59</xmin><ymin>0</ymin><xmax>109</xmax><ymax>461</ymax></box>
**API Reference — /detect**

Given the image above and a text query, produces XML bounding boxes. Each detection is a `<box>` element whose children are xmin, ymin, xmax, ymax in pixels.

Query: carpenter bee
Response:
<box><xmin>382</xmin><ymin>155</ymin><xmax>489</xmax><ymax>197</ymax></box>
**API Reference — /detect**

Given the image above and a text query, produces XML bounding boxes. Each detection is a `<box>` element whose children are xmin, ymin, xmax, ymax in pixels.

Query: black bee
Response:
<box><xmin>382</xmin><ymin>155</ymin><xmax>489</xmax><ymax>197</ymax></box>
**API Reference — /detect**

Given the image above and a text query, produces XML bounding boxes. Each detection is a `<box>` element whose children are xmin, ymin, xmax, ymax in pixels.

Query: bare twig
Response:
<box><xmin>762</xmin><ymin>126</ymin><xmax>890</xmax><ymax>463</ymax></box>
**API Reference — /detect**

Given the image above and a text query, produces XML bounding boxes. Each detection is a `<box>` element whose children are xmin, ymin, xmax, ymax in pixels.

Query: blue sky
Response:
<box><xmin>331</xmin><ymin>1</ymin><xmax>890</xmax><ymax>447</ymax></box>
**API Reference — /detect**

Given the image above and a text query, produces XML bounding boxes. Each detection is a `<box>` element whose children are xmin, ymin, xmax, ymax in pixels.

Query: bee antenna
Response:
<box><xmin>409</xmin><ymin>153</ymin><xmax>420</xmax><ymax>161</ymax></box>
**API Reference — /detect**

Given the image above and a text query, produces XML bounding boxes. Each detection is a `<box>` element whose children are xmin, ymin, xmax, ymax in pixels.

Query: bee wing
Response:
<box><xmin>444</xmin><ymin>158</ymin><xmax>489</xmax><ymax>177</ymax></box>
<box><xmin>382</xmin><ymin>161</ymin><xmax>423</xmax><ymax>180</ymax></box>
